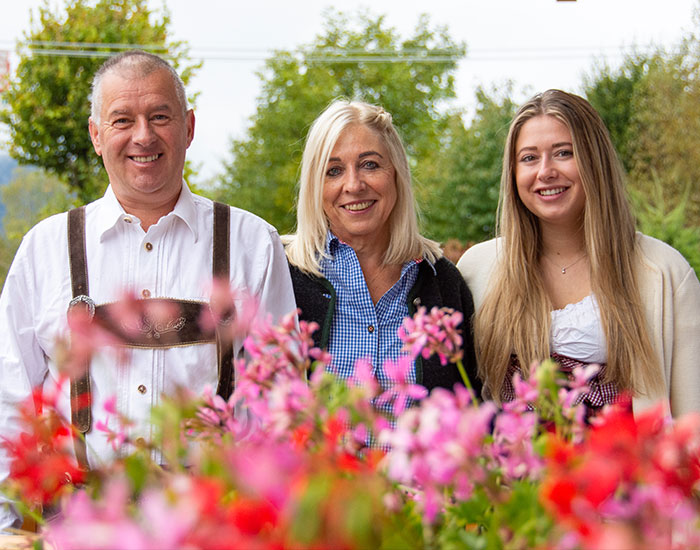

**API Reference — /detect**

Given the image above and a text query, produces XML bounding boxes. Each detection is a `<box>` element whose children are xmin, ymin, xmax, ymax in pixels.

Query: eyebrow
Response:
<box><xmin>328</xmin><ymin>150</ymin><xmax>384</xmax><ymax>162</ymax></box>
<box><xmin>516</xmin><ymin>142</ymin><xmax>573</xmax><ymax>157</ymax></box>
<box><xmin>107</xmin><ymin>104</ymin><xmax>174</xmax><ymax>119</ymax></box>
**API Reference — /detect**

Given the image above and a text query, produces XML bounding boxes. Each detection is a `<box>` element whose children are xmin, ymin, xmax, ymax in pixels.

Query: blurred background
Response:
<box><xmin>1</xmin><ymin>0</ymin><xmax>699</xmax><ymax>284</ymax></box>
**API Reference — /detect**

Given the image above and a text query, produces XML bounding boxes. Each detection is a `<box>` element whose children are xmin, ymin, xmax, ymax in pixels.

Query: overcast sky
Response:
<box><xmin>1</xmin><ymin>0</ymin><xmax>697</xmax><ymax>182</ymax></box>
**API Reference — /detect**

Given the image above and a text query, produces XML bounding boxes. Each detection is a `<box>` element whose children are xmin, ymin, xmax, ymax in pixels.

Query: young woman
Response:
<box><xmin>458</xmin><ymin>89</ymin><xmax>700</xmax><ymax>417</ymax></box>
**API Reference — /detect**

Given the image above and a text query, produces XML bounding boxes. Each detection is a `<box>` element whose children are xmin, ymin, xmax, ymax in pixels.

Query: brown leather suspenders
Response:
<box><xmin>67</xmin><ymin>206</ymin><xmax>92</xmax><ymax>470</ymax></box>
<box><xmin>212</xmin><ymin>201</ymin><xmax>234</xmax><ymax>399</ymax></box>
<box><xmin>67</xmin><ymin>202</ymin><xmax>234</xmax><ymax>469</ymax></box>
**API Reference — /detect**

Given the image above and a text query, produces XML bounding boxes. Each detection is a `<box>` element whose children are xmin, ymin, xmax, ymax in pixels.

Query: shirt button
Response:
<box><xmin>367</xmin><ymin>325</ymin><xmax>375</xmax><ymax>333</ymax></box>
<box><xmin>138</xmin><ymin>384</ymin><xmax>147</xmax><ymax>394</ymax></box>
<box><xmin>413</xmin><ymin>298</ymin><xmax>421</xmax><ymax>306</ymax></box>
<box><xmin>144</xmin><ymin>242</ymin><xmax>153</xmax><ymax>251</ymax></box>
<box><xmin>142</xmin><ymin>289</ymin><xmax>151</xmax><ymax>298</ymax></box>
<box><xmin>123</xmin><ymin>217</ymin><xmax>132</xmax><ymax>224</ymax></box>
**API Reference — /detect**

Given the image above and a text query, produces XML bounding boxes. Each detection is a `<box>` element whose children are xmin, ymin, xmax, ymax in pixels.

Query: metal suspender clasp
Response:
<box><xmin>68</xmin><ymin>295</ymin><xmax>96</xmax><ymax>319</ymax></box>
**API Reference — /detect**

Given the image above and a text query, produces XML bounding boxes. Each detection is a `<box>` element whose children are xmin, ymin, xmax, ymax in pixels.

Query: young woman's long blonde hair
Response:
<box><xmin>474</xmin><ymin>89</ymin><xmax>664</xmax><ymax>401</ymax></box>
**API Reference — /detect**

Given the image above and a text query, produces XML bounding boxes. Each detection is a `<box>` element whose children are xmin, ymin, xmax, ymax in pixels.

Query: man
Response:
<box><xmin>0</xmin><ymin>51</ymin><xmax>297</xmax><ymax>529</ymax></box>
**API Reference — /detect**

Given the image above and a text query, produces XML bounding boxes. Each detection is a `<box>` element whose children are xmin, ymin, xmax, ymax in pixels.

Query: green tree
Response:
<box><xmin>584</xmin><ymin>8</ymin><xmax>700</xmax><ymax>228</ymax></box>
<box><xmin>0</xmin><ymin>167</ymin><xmax>75</xmax><ymax>287</ymax></box>
<box><xmin>424</xmin><ymin>86</ymin><xmax>517</xmax><ymax>244</ymax></box>
<box><xmin>584</xmin><ymin>53</ymin><xmax>650</xmax><ymax>172</ymax></box>
<box><xmin>217</xmin><ymin>10</ymin><xmax>464</xmax><ymax>233</ymax></box>
<box><xmin>0</xmin><ymin>0</ymin><xmax>198</xmax><ymax>204</ymax></box>
<box><xmin>631</xmin><ymin>178</ymin><xmax>700</xmax><ymax>278</ymax></box>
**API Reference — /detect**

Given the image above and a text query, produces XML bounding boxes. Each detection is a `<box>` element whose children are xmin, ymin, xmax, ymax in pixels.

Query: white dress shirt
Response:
<box><xmin>0</xmin><ymin>183</ymin><xmax>297</xmax><ymax>529</ymax></box>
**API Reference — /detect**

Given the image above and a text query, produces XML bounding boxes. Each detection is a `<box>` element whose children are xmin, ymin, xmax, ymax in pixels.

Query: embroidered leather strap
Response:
<box><xmin>213</xmin><ymin>202</ymin><xmax>234</xmax><ymax>400</ymax></box>
<box><xmin>67</xmin><ymin>206</ymin><xmax>91</xmax><ymax>470</ymax></box>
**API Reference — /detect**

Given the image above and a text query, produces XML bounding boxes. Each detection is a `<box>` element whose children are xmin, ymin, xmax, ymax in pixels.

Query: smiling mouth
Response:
<box><xmin>538</xmin><ymin>187</ymin><xmax>566</xmax><ymax>196</ymax></box>
<box><xmin>130</xmin><ymin>154</ymin><xmax>161</xmax><ymax>163</ymax></box>
<box><xmin>343</xmin><ymin>200</ymin><xmax>375</xmax><ymax>212</ymax></box>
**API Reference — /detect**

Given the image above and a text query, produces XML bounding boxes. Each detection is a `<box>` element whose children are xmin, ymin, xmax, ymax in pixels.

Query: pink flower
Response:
<box><xmin>375</xmin><ymin>355</ymin><xmax>428</xmax><ymax>416</ymax></box>
<box><xmin>199</xmin><ymin>278</ymin><xmax>260</xmax><ymax>342</ymax></box>
<box><xmin>399</xmin><ymin>306</ymin><xmax>463</xmax><ymax>365</ymax></box>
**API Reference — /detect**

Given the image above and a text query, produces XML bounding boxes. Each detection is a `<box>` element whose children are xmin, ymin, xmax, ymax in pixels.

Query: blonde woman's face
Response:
<box><xmin>514</xmin><ymin>115</ymin><xmax>586</xmax><ymax>229</ymax></box>
<box><xmin>322</xmin><ymin>124</ymin><xmax>397</xmax><ymax>248</ymax></box>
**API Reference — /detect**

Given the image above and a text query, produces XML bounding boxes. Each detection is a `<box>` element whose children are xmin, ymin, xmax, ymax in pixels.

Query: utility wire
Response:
<box><xmin>0</xmin><ymin>40</ymin><xmax>672</xmax><ymax>64</ymax></box>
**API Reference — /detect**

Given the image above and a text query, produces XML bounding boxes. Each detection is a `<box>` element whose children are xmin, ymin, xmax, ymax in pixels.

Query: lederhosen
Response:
<box><xmin>66</xmin><ymin>202</ymin><xmax>234</xmax><ymax>470</ymax></box>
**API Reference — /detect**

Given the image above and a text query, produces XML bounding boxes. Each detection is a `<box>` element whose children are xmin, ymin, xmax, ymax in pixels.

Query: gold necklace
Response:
<box><xmin>544</xmin><ymin>253</ymin><xmax>587</xmax><ymax>275</ymax></box>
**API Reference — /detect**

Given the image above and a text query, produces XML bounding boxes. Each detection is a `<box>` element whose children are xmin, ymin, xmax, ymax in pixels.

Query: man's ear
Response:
<box><xmin>185</xmin><ymin>109</ymin><xmax>195</xmax><ymax>148</ymax></box>
<box><xmin>88</xmin><ymin>118</ymin><xmax>102</xmax><ymax>156</ymax></box>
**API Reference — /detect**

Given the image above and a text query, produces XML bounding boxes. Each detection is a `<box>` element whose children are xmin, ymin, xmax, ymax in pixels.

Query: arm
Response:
<box><xmin>457</xmin><ymin>272</ymin><xmax>482</xmax><ymax>400</ymax></box>
<box><xmin>251</xmin><ymin>228</ymin><xmax>298</xmax><ymax>325</ymax></box>
<box><xmin>669</xmin><ymin>266</ymin><xmax>700</xmax><ymax>417</ymax></box>
<box><xmin>0</xmin><ymin>243</ymin><xmax>49</xmax><ymax>531</ymax></box>
<box><xmin>416</xmin><ymin>259</ymin><xmax>481</xmax><ymax>395</ymax></box>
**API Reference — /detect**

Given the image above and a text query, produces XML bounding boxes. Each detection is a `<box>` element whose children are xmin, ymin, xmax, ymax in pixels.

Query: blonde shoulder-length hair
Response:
<box><xmin>286</xmin><ymin>99</ymin><xmax>442</xmax><ymax>276</ymax></box>
<box><xmin>474</xmin><ymin>89</ymin><xmax>664</xmax><ymax>401</ymax></box>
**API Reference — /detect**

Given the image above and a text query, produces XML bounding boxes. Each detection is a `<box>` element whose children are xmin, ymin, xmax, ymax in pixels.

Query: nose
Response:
<box><xmin>537</xmin><ymin>154</ymin><xmax>557</xmax><ymax>181</ymax></box>
<box><xmin>132</xmin><ymin>116</ymin><xmax>156</xmax><ymax>147</ymax></box>
<box><xmin>342</xmin><ymin>166</ymin><xmax>366</xmax><ymax>192</ymax></box>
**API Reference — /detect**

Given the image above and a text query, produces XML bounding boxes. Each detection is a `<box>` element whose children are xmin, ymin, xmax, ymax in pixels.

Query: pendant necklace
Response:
<box><xmin>544</xmin><ymin>253</ymin><xmax>587</xmax><ymax>275</ymax></box>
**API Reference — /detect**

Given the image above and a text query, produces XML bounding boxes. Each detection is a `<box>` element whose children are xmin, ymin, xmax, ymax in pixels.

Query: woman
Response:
<box><xmin>457</xmin><ymin>89</ymin><xmax>700</xmax><ymax>417</ymax></box>
<box><xmin>286</xmin><ymin>99</ymin><xmax>481</xmax><ymax>398</ymax></box>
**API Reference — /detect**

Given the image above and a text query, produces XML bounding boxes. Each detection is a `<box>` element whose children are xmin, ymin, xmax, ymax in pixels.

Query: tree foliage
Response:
<box><xmin>630</xmin><ymin>178</ymin><xmax>700</xmax><ymax>278</ymax></box>
<box><xmin>0</xmin><ymin>0</ymin><xmax>198</xmax><ymax>204</ymax></box>
<box><xmin>0</xmin><ymin>167</ymin><xmax>75</xmax><ymax>287</ymax></box>
<box><xmin>217</xmin><ymin>10</ymin><xmax>464</xmax><ymax>233</ymax></box>
<box><xmin>585</xmin><ymin>11</ymin><xmax>700</xmax><ymax>229</ymax></box>
<box><xmin>423</xmin><ymin>86</ymin><xmax>517</xmax><ymax>244</ymax></box>
<box><xmin>583</xmin><ymin>54</ymin><xmax>649</xmax><ymax>173</ymax></box>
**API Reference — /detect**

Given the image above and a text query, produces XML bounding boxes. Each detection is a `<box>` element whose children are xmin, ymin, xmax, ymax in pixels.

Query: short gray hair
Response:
<box><xmin>90</xmin><ymin>50</ymin><xmax>188</xmax><ymax>124</ymax></box>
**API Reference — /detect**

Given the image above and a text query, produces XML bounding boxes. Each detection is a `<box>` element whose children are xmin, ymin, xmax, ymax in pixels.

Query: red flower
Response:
<box><xmin>4</xmin><ymin>423</ymin><xmax>85</xmax><ymax>505</ymax></box>
<box><xmin>228</xmin><ymin>496</ymin><xmax>279</xmax><ymax>535</ymax></box>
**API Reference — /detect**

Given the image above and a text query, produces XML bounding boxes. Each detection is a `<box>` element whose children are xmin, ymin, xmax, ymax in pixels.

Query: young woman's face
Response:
<box><xmin>514</xmin><ymin>115</ymin><xmax>586</xmax><ymax>228</ymax></box>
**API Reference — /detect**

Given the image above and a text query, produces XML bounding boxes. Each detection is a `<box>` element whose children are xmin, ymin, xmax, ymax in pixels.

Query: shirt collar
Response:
<box><xmin>96</xmin><ymin>181</ymin><xmax>199</xmax><ymax>242</ymax></box>
<box><xmin>324</xmin><ymin>230</ymin><xmax>437</xmax><ymax>274</ymax></box>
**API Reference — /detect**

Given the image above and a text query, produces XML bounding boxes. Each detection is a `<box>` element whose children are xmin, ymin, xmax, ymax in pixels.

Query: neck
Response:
<box><xmin>118</xmin><ymin>193</ymin><xmax>180</xmax><ymax>232</ymax></box>
<box><xmin>539</xmin><ymin>220</ymin><xmax>586</xmax><ymax>259</ymax></box>
<box><xmin>344</xmin><ymin>234</ymin><xmax>400</xmax><ymax>305</ymax></box>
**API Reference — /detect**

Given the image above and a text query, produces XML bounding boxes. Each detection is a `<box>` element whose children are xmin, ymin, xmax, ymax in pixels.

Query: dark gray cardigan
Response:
<box><xmin>289</xmin><ymin>257</ymin><xmax>482</xmax><ymax>396</ymax></box>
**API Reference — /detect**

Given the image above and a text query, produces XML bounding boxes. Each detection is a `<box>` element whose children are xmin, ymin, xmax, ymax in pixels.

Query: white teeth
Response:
<box><xmin>539</xmin><ymin>187</ymin><xmax>566</xmax><ymax>196</ymax></box>
<box><xmin>132</xmin><ymin>154</ymin><xmax>159</xmax><ymax>163</ymax></box>
<box><xmin>344</xmin><ymin>201</ymin><xmax>373</xmax><ymax>211</ymax></box>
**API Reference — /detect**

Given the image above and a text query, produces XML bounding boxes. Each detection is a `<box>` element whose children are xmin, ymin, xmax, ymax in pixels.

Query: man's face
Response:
<box><xmin>88</xmin><ymin>68</ymin><xmax>194</xmax><ymax>212</ymax></box>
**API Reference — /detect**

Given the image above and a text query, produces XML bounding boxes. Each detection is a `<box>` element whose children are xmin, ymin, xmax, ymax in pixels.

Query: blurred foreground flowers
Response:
<box><xmin>2</xmin><ymin>301</ymin><xmax>700</xmax><ymax>549</ymax></box>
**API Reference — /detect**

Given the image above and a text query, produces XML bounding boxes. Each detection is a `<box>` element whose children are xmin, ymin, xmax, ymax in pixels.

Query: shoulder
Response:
<box><xmin>229</xmin><ymin>205</ymin><xmax>278</xmax><ymax>234</ymax></box>
<box><xmin>636</xmin><ymin>232</ymin><xmax>696</xmax><ymax>281</ymax></box>
<box><xmin>457</xmin><ymin>238</ymin><xmax>501</xmax><ymax>269</ymax></box>
<box><xmin>456</xmin><ymin>238</ymin><xmax>501</xmax><ymax>304</ymax></box>
<box><xmin>192</xmin><ymin>195</ymin><xmax>280</xmax><ymax>236</ymax></box>
<box><xmin>431</xmin><ymin>256</ymin><xmax>465</xmax><ymax>284</ymax></box>
<box><xmin>19</xmin><ymin>210</ymin><xmax>69</xmax><ymax>252</ymax></box>
<box><xmin>289</xmin><ymin>263</ymin><xmax>332</xmax><ymax>294</ymax></box>
<box><xmin>413</xmin><ymin>257</ymin><xmax>474</xmax><ymax>312</ymax></box>
<box><xmin>457</xmin><ymin>238</ymin><xmax>503</xmax><ymax>280</ymax></box>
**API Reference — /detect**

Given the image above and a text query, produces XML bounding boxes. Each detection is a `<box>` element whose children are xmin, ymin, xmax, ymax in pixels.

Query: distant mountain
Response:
<box><xmin>0</xmin><ymin>153</ymin><xmax>17</xmax><ymax>186</ymax></box>
<box><xmin>0</xmin><ymin>154</ymin><xmax>17</xmax><ymax>223</ymax></box>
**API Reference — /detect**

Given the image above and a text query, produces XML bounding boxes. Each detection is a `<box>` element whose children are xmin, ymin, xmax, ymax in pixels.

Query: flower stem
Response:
<box><xmin>456</xmin><ymin>359</ymin><xmax>479</xmax><ymax>408</ymax></box>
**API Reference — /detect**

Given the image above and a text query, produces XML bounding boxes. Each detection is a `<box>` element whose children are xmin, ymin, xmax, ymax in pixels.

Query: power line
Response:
<box><xmin>0</xmin><ymin>40</ymin><xmax>675</xmax><ymax>64</ymax></box>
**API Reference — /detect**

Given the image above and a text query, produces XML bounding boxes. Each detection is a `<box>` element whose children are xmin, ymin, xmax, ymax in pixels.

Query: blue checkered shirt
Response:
<box><xmin>320</xmin><ymin>233</ymin><xmax>423</xmax><ymax>393</ymax></box>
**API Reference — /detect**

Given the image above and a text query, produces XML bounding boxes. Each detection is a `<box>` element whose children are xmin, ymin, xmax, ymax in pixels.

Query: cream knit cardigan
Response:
<box><xmin>457</xmin><ymin>233</ymin><xmax>700</xmax><ymax>418</ymax></box>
